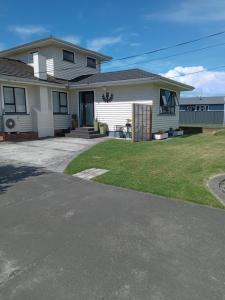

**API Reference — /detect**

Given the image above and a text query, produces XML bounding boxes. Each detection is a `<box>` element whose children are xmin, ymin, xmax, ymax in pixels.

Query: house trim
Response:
<box><xmin>62</xmin><ymin>49</ymin><xmax>75</xmax><ymax>64</ymax></box>
<box><xmin>51</xmin><ymin>89</ymin><xmax>70</xmax><ymax>115</ymax></box>
<box><xmin>69</xmin><ymin>77</ymin><xmax>193</xmax><ymax>91</ymax></box>
<box><xmin>0</xmin><ymin>75</ymin><xmax>67</xmax><ymax>89</ymax></box>
<box><xmin>0</xmin><ymin>83</ymin><xmax>29</xmax><ymax>115</ymax></box>
<box><xmin>77</xmin><ymin>89</ymin><xmax>95</xmax><ymax>127</ymax></box>
<box><xmin>86</xmin><ymin>56</ymin><xmax>97</xmax><ymax>69</ymax></box>
<box><xmin>0</xmin><ymin>37</ymin><xmax>112</xmax><ymax>62</ymax></box>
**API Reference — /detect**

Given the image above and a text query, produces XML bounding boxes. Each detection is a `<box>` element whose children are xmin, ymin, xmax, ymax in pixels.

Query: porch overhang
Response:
<box><xmin>0</xmin><ymin>75</ymin><xmax>67</xmax><ymax>89</ymax></box>
<box><xmin>68</xmin><ymin>77</ymin><xmax>194</xmax><ymax>91</ymax></box>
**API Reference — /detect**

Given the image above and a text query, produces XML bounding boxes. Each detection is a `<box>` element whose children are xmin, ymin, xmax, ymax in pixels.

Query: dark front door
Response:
<box><xmin>79</xmin><ymin>91</ymin><xmax>94</xmax><ymax>127</ymax></box>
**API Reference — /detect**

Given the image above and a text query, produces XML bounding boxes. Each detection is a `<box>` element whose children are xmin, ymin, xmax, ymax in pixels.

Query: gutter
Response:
<box><xmin>0</xmin><ymin>75</ymin><xmax>67</xmax><ymax>89</ymax></box>
<box><xmin>0</xmin><ymin>74</ymin><xmax>194</xmax><ymax>91</ymax></box>
<box><xmin>69</xmin><ymin>77</ymin><xmax>194</xmax><ymax>91</ymax></box>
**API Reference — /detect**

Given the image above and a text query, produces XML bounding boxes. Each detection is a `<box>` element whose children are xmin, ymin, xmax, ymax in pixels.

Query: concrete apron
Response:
<box><xmin>0</xmin><ymin>137</ymin><xmax>107</xmax><ymax>173</ymax></box>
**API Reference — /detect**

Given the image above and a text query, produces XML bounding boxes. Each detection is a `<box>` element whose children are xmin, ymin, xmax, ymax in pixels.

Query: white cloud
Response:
<box><xmin>9</xmin><ymin>25</ymin><xmax>49</xmax><ymax>39</ymax></box>
<box><xmin>61</xmin><ymin>35</ymin><xmax>81</xmax><ymax>45</ymax></box>
<box><xmin>145</xmin><ymin>0</ymin><xmax>225</xmax><ymax>23</ymax></box>
<box><xmin>87</xmin><ymin>36</ymin><xmax>122</xmax><ymax>51</ymax></box>
<box><xmin>162</xmin><ymin>66</ymin><xmax>225</xmax><ymax>96</ymax></box>
<box><xmin>130</xmin><ymin>42</ymin><xmax>141</xmax><ymax>47</ymax></box>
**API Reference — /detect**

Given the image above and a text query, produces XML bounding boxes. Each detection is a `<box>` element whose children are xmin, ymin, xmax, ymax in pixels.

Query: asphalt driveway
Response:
<box><xmin>0</xmin><ymin>137</ymin><xmax>106</xmax><ymax>172</ymax></box>
<box><xmin>0</xmin><ymin>162</ymin><xmax>225</xmax><ymax>299</ymax></box>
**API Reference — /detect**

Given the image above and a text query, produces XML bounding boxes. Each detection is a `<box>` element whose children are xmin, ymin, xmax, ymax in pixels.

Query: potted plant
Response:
<box><xmin>168</xmin><ymin>127</ymin><xmax>174</xmax><ymax>137</ymax></box>
<box><xmin>71</xmin><ymin>114</ymin><xmax>78</xmax><ymax>129</ymax></box>
<box><xmin>126</xmin><ymin>118</ymin><xmax>132</xmax><ymax>128</ymax></box>
<box><xmin>173</xmin><ymin>128</ymin><xmax>184</xmax><ymax>137</ymax></box>
<box><xmin>153</xmin><ymin>129</ymin><xmax>169</xmax><ymax>140</ymax></box>
<box><xmin>99</xmin><ymin>123</ymin><xmax>108</xmax><ymax>135</ymax></box>
<box><xmin>94</xmin><ymin>118</ymin><xmax>99</xmax><ymax>132</ymax></box>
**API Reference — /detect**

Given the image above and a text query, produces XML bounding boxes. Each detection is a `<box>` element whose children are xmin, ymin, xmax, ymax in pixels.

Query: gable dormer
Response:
<box><xmin>0</xmin><ymin>37</ymin><xmax>112</xmax><ymax>80</ymax></box>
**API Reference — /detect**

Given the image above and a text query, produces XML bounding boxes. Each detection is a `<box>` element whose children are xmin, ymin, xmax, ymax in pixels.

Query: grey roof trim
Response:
<box><xmin>180</xmin><ymin>96</ymin><xmax>225</xmax><ymax>105</ymax></box>
<box><xmin>69</xmin><ymin>69</ymin><xmax>194</xmax><ymax>91</ymax></box>
<box><xmin>69</xmin><ymin>77</ymin><xmax>192</xmax><ymax>90</ymax></box>
<box><xmin>0</xmin><ymin>74</ymin><xmax>67</xmax><ymax>88</ymax></box>
<box><xmin>0</xmin><ymin>37</ymin><xmax>112</xmax><ymax>61</ymax></box>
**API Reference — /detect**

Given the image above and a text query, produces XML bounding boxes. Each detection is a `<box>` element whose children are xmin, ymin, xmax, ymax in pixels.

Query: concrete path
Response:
<box><xmin>0</xmin><ymin>162</ymin><xmax>225</xmax><ymax>299</ymax></box>
<box><xmin>0</xmin><ymin>137</ymin><xmax>106</xmax><ymax>172</ymax></box>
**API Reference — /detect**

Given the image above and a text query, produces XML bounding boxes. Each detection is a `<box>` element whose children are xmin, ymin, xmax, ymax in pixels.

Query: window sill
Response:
<box><xmin>4</xmin><ymin>112</ymin><xmax>28</xmax><ymax>115</ymax></box>
<box><xmin>158</xmin><ymin>113</ymin><xmax>176</xmax><ymax>116</ymax></box>
<box><xmin>87</xmin><ymin>65</ymin><xmax>97</xmax><ymax>69</ymax></box>
<box><xmin>53</xmin><ymin>113</ymin><xmax>69</xmax><ymax>115</ymax></box>
<box><xmin>62</xmin><ymin>59</ymin><xmax>75</xmax><ymax>64</ymax></box>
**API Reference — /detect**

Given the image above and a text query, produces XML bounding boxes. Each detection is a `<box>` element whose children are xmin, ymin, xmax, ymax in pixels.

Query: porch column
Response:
<box><xmin>36</xmin><ymin>86</ymin><xmax>54</xmax><ymax>138</ymax></box>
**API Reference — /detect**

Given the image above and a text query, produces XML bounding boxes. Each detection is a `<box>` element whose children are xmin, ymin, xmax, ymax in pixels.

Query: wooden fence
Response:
<box><xmin>132</xmin><ymin>103</ymin><xmax>152</xmax><ymax>142</ymax></box>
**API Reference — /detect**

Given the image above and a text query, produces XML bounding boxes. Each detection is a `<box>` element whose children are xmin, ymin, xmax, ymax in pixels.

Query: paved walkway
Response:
<box><xmin>0</xmin><ymin>137</ymin><xmax>106</xmax><ymax>172</ymax></box>
<box><xmin>0</xmin><ymin>162</ymin><xmax>225</xmax><ymax>299</ymax></box>
<box><xmin>208</xmin><ymin>174</ymin><xmax>225</xmax><ymax>205</ymax></box>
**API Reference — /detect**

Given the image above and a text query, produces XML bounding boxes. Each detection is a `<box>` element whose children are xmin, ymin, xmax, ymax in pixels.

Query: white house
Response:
<box><xmin>0</xmin><ymin>37</ymin><xmax>194</xmax><ymax>140</ymax></box>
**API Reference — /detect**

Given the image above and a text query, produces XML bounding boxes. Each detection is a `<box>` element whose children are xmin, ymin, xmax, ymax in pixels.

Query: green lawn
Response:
<box><xmin>65</xmin><ymin>132</ymin><xmax>225</xmax><ymax>208</ymax></box>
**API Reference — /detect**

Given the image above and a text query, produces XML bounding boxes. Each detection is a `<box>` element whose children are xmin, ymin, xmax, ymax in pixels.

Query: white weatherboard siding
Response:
<box><xmin>93</xmin><ymin>84</ymin><xmax>180</xmax><ymax>133</ymax></box>
<box><xmin>0</xmin><ymin>83</ymin><xmax>39</xmax><ymax>132</ymax></box>
<box><xmin>151</xmin><ymin>85</ymin><xmax>180</xmax><ymax>133</ymax></box>
<box><xmin>9</xmin><ymin>46</ymin><xmax>100</xmax><ymax>80</ymax></box>
<box><xmin>54</xmin><ymin>115</ymin><xmax>71</xmax><ymax>130</ymax></box>
<box><xmin>46</xmin><ymin>46</ymin><xmax>100</xmax><ymax>80</ymax></box>
<box><xmin>2</xmin><ymin>115</ymin><xmax>33</xmax><ymax>132</ymax></box>
<box><xmin>0</xmin><ymin>116</ymin><xmax>3</xmax><ymax>131</ymax></box>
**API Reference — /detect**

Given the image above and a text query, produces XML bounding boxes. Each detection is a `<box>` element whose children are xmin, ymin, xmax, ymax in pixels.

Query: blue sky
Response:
<box><xmin>1</xmin><ymin>0</ymin><xmax>225</xmax><ymax>95</ymax></box>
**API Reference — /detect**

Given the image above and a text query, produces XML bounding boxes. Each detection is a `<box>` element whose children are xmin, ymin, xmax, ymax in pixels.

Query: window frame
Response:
<box><xmin>62</xmin><ymin>49</ymin><xmax>75</xmax><ymax>63</ymax></box>
<box><xmin>52</xmin><ymin>91</ymin><xmax>68</xmax><ymax>115</ymax></box>
<box><xmin>159</xmin><ymin>89</ymin><xmax>177</xmax><ymax>115</ymax></box>
<box><xmin>86</xmin><ymin>56</ymin><xmax>97</xmax><ymax>69</ymax></box>
<box><xmin>3</xmin><ymin>86</ymin><xmax>27</xmax><ymax>114</ymax></box>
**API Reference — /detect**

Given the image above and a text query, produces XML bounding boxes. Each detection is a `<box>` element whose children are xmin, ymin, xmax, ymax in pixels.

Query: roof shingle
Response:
<box><xmin>0</xmin><ymin>57</ymin><xmax>36</xmax><ymax>79</ymax></box>
<box><xmin>70</xmin><ymin>69</ymin><xmax>157</xmax><ymax>85</ymax></box>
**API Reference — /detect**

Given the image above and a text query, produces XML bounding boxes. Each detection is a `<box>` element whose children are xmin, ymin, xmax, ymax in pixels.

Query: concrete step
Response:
<box><xmin>66</xmin><ymin>132</ymin><xmax>106</xmax><ymax>139</ymax></box>
<box><xmin>71</xmin><ymin>129</ymin><xmax>99</xmax><ymax>135</ymax></box>
<box><xmin>75</xmin><ymin>127</ymin><xmax>95</xmax><ymax>132</ymax></box>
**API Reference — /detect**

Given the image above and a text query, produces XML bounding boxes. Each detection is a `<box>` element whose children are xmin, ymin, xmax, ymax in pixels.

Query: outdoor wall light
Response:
<box><xmin>102</xmin><ymin>92</ymin><xmax>114</xmax><ymax>103</ymax></box>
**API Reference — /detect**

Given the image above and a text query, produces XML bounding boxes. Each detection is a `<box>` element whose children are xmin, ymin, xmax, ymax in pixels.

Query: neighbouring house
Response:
<box><xmin>0</xmin><ymin>37</ymin><xmax>193</xmax><ymax>140</ymax></box>
<box><xmin>180</xmin><ymin>96</ymin><xmax>225</xmax><ymax>131</ymax></box>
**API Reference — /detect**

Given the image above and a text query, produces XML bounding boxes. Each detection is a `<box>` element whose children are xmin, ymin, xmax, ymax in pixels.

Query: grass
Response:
<box><xmin>65</xmin><ymin>132</ymin><xmax>225</xmax><ymax>208</ymax></box>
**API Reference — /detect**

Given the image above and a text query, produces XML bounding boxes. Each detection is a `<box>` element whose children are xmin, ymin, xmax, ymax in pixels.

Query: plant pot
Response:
<box><xmin>153</xmin><ymin>133</ymin><xmax>169</xmax><ymax>140</ymax></box>
<box><xmin>94</xmin><ymin>120</ymin><xmax>99</xmax><ymax>132</ymax></box>
<box><xmin>173</xmin><ymin>130</ymin><xmax>183</xmax><ymax>137</ymax></box>
<box><xmin>99</xmin><ymin>125</ymin><xmax>107</xmax><ymax>135</ymax></box>
<box><xmin>71</xmin><ymin>119</ymin><xmax>78</xmax><ymax>129</ymax></box>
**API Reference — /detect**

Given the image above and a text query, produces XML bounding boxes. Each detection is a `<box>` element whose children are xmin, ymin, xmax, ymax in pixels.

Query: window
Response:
<box><xmin>3</xmin><ymin>86</ymin><xmax>27</xmax><ymax>114</ymax></box>
<box><xmin>63</xmin><ymin>50</ymin><xmax>74</xmax><ymax>63</ymax></box>
<box><xmin>28</xmin><ymin>51</ymin><xmax>37</xmax><ymax>64</ymax></box>
<box><xmin>160</xmin><ymin>89</ymin><xmax>177</xmax><ymax>115</ymax></box>
<box><xmin>53</xmin><ymin>91</ymin><xmax>68</xmax><ymax>114</ymax></box>
<box><xmin>87</xmin><ymin>57</ymin><xmax>97</xmax><ymax>69</ymax></box>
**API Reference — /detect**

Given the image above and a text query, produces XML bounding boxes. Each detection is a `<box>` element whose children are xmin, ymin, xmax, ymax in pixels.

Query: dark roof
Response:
<box><xmin>180</xmin><ymin>96</ymin><xmax>225</xmax><ymax>105</ymax></box>
<box><xmin>0</xmin><ymin>58</ymin><xmax>36</xmax><ymax>79</ymax></box>
<box><xmin>0</xmin><ymin>58</ymin><xmax>68</xmax><ymax>84</ymax></box>
<box><xmin>0</xmin><ymin>37</ymin><xmax>112</xmax><ymax>61</ymax></box>
<box><xmin>70</xmin><ymin>68</ymin><xmax>193</xmax><ymax>90</ymax></box>
<box><xmin>70</xmin><ymin>69</ymin><xmax>157</xmax><ymax>84</ymax></box>
<box><xmin>0</xmin><ymin>59</ymin><xmax>193</xmax><ymax>90</ymax></box>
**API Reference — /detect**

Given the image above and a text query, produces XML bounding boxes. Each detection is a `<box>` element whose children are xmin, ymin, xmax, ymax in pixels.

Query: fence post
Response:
<box><xmin>132</xmin><ymin>103</ymin><xmax>135</xmax><ymax>143</ymax></box>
